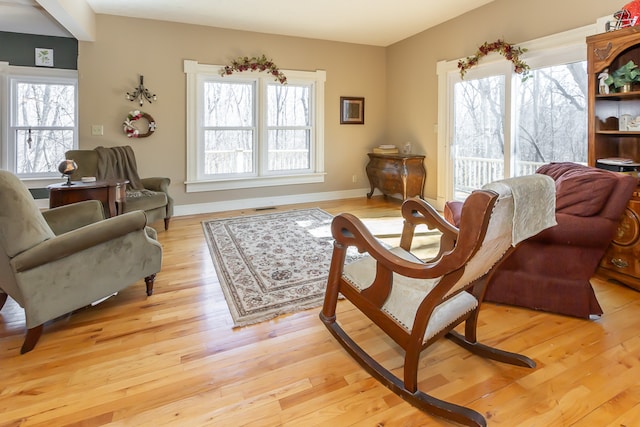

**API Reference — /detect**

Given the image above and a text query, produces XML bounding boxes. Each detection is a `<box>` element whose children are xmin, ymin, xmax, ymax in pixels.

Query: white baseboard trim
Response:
<box><xmin>174</xmin><ymin>188</ymin><xmax>439</xmax><ymax>217</ymax></box>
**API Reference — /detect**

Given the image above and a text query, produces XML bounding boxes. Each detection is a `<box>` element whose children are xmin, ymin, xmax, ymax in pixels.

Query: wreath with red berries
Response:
<box><xmin>123</xmin><ymin>110</ymin><xmax>156</xmax><ymax>138</ymax></box>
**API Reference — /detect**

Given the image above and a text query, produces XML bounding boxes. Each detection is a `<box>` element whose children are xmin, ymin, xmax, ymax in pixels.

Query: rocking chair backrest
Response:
<box><xmin>446</xmin><ymin>174</ymin><xmax>556</xmax><ymax>298</ymax></box>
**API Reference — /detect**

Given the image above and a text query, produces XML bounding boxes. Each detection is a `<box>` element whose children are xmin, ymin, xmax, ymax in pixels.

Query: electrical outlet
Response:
<box><xmin>352</xmin><ymin>175</ymin><xmax>358</xmax><ymax>183</ymax></box>
<box><xmin>91</xmin><ymin>125</ymin><xmax>104</xmax><ymax>136</ymax></box>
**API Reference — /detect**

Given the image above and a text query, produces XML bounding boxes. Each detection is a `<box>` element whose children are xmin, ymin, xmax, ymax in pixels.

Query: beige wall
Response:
<box><xmin>385</xmin><ymin>0</ymin><xmax>614</xmax><ymax>200</ymax></box>
<box><xmin>80</xmin><ymin>1</ymin><xmax>616</xmax><ymax>211</ymax></box>
<box><xmin>78</xmin><ymin>15</ymin><xmax>387</xmax><ymax>210</ymax></box>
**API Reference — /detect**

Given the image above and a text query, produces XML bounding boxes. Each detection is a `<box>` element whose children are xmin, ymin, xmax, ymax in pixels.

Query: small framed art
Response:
<box><xmin>340</xmin><ymin>96</ymin><xmax>364</xmax><ymax>124</ymax></box>
<box><xmin>35</xmin><ymin>48</ymin><xmax>54</xmax><ymax>67</ymax></box>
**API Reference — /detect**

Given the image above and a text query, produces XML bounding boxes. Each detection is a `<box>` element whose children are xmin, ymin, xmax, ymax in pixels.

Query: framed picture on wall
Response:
<box><xmin>35</xmin><ymin>48</ymin><xmax>54</xmax><ymax>67</ymax></box>
<box><xmin>340</xmin><ymin>96</ymin><xmax>364</xmax><ymax>124</ymax></box>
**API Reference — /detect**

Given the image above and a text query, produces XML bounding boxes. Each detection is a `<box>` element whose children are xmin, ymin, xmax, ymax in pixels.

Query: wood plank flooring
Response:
<box><xmin>2</xmin><ymin>196</ymin><xmax>640</xmax><ymax>426</ymax></box>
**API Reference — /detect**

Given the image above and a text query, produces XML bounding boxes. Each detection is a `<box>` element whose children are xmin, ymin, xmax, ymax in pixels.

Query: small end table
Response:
<box><xmin>48</xmin><ymin>180</ymin><xmax>128</xmax><ymax>217</ymax></box>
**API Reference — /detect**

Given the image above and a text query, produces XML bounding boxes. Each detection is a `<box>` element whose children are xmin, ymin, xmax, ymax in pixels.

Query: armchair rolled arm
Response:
<box><xmin>42</xmin><ymin>200</ymin><xmax>106</xmax><ymax>235</ymax></box>
<box><xmin>141</xmin><ymin>177</ymin><xmax>170</xmax><ymax>193</ymax></box>
<box><xmin>12</xmin><ymin>211</ymin><xmax>148</xmax><ymax>273</ymax></box>
<box><xmin>140</xmin><ymin>177</ymin><xmax>173</xmax><ymax>217</ymax></box>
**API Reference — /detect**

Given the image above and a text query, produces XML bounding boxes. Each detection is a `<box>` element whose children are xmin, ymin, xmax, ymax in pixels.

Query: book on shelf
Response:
<box><xmin>596</xmin><ymin>158</ymin><xmax>640</xmax><ymax>172</ymax></box>
<box><xmin>597</xmin><ymin>157</ymin><xmax>639</xmax><ymax>165</ymax></box>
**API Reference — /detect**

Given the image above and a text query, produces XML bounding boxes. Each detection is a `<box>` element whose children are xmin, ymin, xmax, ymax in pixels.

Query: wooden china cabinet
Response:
<box><xmin>588</xmin><ymin>26</ymin><xmax>640</xmax><ymax>290</ymax></box>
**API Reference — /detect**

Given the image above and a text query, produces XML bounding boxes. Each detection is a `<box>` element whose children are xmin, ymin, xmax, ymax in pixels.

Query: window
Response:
<box><xmin>0</xmin><ymin>63</ymin><xmax>78</xmax><ymax>179</ymax></box>
<box><xmin>184</xmin><ymin>60</ymin><xmax>326</xmax><ymax>192</ymax></box>
<box><xmin>437</xmin><ymin>26</ymin><xmax>594</xmax><ymax>202</ymax></box>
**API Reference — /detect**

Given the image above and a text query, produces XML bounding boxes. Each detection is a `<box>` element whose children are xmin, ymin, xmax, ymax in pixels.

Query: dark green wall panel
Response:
<box><xmin>0</xmin><ymin>31</ymin><xmax>77</xmax><ymax>70</ymax></box>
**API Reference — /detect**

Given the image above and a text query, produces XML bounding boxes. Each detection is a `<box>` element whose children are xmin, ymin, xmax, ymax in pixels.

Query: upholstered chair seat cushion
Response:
<box><xmin>342</xmin><ymin>246</ymin><xmax>478</xmax><ymax>343</ymax></box>
<box><xmin>123</xmin><ymin>190</ymin><xmax>168</xmax><ymax>213</ymax></box>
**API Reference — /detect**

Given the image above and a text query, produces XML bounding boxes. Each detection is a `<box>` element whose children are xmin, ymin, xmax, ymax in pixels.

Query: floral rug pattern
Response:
<box><xmin>202</xmin><ymin>208</ymin><xmax>357</xmax><ymax>327</ymax></box>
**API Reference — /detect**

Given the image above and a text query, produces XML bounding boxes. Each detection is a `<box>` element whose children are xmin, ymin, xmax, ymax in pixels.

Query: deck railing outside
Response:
<box><xmin>454</xmin><ymin>157</ymin><xmax>544</xmax><ymax>199</ymax></box>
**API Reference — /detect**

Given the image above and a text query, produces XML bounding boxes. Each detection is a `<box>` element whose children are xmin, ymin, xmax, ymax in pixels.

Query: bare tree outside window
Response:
<box><xmin>453</xmin><ymin>75</ymin><xmax>506</xmax><ymax>199</ymax></box>
<box><xmin>515</xmin><ymin>62</ymin><xmax>587</xmax><ymax>168</ymax></box>
<box><xmin>452</xmin><ymin>61</ymin><xmax>587</xmax><ymax>200</ymax></box>
<box><xmin>13</xmin><ymin>81</ymin><xmax>76</xmax><ymax>176</ymax></box>
<box><xmin>267</xmin><ymin>84</ymin><xmax>311</xmax><ymax>171</ymax></box>
<box><xmin>202</xmin><ymin>80</ymin><xmax>312</xmax><ymax>176</ymax></box>
<box><xmin>203</xmin><ymin>81</ymin><xmax>254</xmax><ymax>175</ymax></box>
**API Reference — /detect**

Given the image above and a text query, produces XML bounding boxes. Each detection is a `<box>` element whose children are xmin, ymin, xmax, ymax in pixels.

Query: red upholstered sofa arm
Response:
<box><xmin>530</xmin><ymin>213</ymin><xmax>615</xmax><ymax>248</ymax></box>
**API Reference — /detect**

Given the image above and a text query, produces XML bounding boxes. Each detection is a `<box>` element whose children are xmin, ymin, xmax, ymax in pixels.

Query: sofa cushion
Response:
<box><xmin>554</xmin><ymin>168</ymin><xmax>618</xmax><ymax>217</ymax></box>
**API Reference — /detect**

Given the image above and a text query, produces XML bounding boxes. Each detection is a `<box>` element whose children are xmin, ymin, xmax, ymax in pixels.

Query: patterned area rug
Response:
<box><xmin>203</xmin><ymin>208</ymin><xmax>354</xmax><ymax>327</ymax></box>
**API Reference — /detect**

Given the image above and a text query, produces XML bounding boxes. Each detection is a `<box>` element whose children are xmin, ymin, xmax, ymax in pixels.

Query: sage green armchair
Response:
<box><xmin>0</xmin><ymin>170</ymin><xmax>162</xmax><ymax>353</ymax></box>
<box><xmin>66</xmin><ymin>146</ymin><xmax>173</xmax><ymax>230</ymax></box>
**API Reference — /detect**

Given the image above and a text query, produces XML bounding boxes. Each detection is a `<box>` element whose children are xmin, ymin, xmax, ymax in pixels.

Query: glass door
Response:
<box><xmin>452</xmin><ymin>75</ymin><xmax>506</xmax><ymax>201</ymax></box>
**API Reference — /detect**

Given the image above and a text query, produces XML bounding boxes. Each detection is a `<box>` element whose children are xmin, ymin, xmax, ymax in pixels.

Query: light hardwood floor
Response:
<box><xmin>2</xmin><ymin>196</ymin><xmax>640</xmax><ymax>426</ymax></box>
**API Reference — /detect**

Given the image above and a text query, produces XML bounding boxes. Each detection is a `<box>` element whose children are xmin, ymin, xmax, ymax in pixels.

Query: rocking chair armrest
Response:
<box><xmin>401</xmin><ymin>197</ymin><xmax>459</xmax><ymax>240</ymax></box>
<box><xmin>332</xmin><ymin>213</ymin><xmax>469</xmax><ymax>280</ymax></box>
<box><xmin>399</xmin><ymin>197</ymin><xmax>458</xmax><ymax>256</ymax></box>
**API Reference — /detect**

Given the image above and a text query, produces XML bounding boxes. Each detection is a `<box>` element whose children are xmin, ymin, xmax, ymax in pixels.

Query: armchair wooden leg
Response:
<box><xmin>145</xmin><ymin>274</ymin><xmax>156</xmax><ymax>296</ymax></box>
<box><xmin>0</xmin><ymin>292</ymin><xmax>7</xmax><ymax>310</ymax></box>
<box><xmin>164</xmin><ymin>217</ymin><xmax>170</xmax><ymax>230</ymax></box>
<box><xmin>21</xmin><ymin>325</ymin><xmax>43</xmax><ymax>354</ymax></box>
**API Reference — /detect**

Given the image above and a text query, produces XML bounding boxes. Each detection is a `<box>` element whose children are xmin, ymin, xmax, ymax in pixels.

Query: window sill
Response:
<box><xmin>185</xmin><ymin>172</ymin><xmax>326</xmax><ymax>193</ymax></box>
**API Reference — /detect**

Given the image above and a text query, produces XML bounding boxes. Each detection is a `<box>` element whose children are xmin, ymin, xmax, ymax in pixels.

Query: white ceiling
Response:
<box><xmin>0</xmin><ymin>0</ymin><xmax>496</xmax><ymax>46</ymax></box>
<box><xmin>0</xmin><ymin>0</ymin><xmax>71</xmax><ymax>37</ymax></box>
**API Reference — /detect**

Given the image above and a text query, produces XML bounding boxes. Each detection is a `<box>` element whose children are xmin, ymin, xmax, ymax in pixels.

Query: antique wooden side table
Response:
<box><xmin>365</xmin><ymin>153</ymin><xmax>426</xmax><ymax>200</ymax></box>
<box><xmin>48</xmin><ymin>180</ymin><xmax>128</xmax><ymax>218</ymax></box>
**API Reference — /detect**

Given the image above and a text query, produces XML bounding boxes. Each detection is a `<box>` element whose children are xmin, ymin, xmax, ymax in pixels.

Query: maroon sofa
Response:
<box><xmin>444</xmin><ymin>162</ymin><xmax>637</xmax><ymax>318</ymax></box>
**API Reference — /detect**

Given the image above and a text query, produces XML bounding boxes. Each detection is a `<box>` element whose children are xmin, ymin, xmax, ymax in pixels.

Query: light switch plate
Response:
<box><xmin>91</xmin><ymin>125</ymin><xmax>103</xmax><ymax>136</ymax></box>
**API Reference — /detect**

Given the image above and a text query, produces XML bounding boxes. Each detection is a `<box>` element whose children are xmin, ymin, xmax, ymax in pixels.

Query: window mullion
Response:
<box><xmin>257</xmin><ymin>78</ymin><xmax>266</xmax><ymax>177</ymax></box>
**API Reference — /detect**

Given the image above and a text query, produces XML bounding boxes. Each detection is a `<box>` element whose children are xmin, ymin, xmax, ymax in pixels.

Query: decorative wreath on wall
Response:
<box><xmin>220</xmin><ymin>54</ymin><xmax>287</xmax><ymax>84</ymax></box>
<box><xmin>458</xmin><ymin>39</ymin><xmax>530</xmax><ymax>80</ymax></box>
<box><xmin>123</xmin><ymin>110</ymin><xmax>156</xmax><ymax>138</ymax></box>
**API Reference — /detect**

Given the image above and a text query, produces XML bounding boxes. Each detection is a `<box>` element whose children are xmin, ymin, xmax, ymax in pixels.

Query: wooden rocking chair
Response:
<box><xmin>320</xmin><ymin>174</ymin><xmax>557</xmax><ymax>426</ymax></box>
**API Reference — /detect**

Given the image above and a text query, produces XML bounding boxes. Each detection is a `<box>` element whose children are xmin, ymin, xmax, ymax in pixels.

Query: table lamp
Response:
<box><xmin>58</xmin><ymin>159</ymin><xmax>78</xmax><ymax>186</ymax></box>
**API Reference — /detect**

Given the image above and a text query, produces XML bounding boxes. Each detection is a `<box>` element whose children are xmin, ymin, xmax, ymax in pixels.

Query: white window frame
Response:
<box><xmin>0</xmin><ymin>62</ymin><xmax>78</xmax><ymax>181</ymax></box>
<box><xmin>184</xmin><ymin>59</ymin><xmax>326</xmax><ymax>193</ymax></box>
<box><xmin>435</xmin><ymin>24</ymin><xmax>597</xmax><ymax>207</ymax></box>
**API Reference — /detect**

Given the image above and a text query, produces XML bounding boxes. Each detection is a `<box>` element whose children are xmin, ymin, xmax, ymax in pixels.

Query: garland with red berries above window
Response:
<box><xmin>220</xmin><ymin>54</ymin><xmax>287</xmax><ymax>84</ymax></box>
<box><xmin>458</xmin><ymin>39</ymin><xmax>530</xmax><ymax>80</ymax></box>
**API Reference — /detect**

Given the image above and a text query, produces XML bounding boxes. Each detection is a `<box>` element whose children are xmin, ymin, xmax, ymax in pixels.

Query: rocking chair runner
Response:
<box><xmin>320</xmin><ymin>175</ymin><xmax>557</xmax><ymax>426</ymax></box>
